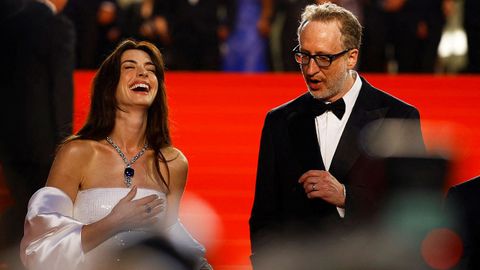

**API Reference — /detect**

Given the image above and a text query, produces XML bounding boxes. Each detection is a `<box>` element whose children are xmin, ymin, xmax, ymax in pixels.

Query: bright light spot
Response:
<box><xmin>179</xmin><ymin>191</ymin><xmax>223</xmax><ymax>254</ymax></box>
<box><xmin>438</xmin><ymin>30</ymin><xmax>468</xmax><ymax>57</ymax></box>
<box><xmin>421</xmin><ymin>228</ymin><xmax>463</xmax><ymax>270</ymax></box>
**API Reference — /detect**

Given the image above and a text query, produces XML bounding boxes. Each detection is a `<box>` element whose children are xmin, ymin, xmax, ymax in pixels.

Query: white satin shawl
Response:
<box><xmin>20</xmin><ymin>187</ymin><xmax>85</xmax><ymax>270</ymax></box>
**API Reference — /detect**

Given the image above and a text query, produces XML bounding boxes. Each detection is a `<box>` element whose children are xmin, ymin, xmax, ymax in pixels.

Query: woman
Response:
<box><xmin>20</xmin><ymin>39</ymin><xmax>211</xmax><ymax>270</ymax></box>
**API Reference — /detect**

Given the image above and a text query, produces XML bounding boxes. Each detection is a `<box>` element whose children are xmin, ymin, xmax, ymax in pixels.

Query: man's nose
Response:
<box><xmin>304</xmin><ymin>58</ymin><xmax>319</xmax><ymax>75</ymax></box>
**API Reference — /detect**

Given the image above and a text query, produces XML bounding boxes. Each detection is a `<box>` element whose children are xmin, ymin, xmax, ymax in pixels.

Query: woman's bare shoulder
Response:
<box><xmin>47</xmin><ymin>139</ymin><xmax>100</xmax><ymax>196</ymax></box>
<box><xmin>55</xmin><ymin>139</ymin><xmax>97</xmax><ymax>160</ymax></box>
<box><xmin>161</xmin><ymin>146</ymin><xmax>188</xmax><ymax>167</ymax></box>
<box><xmin>160</xmin><ymin>146</ymin><xmax>188</xmax><ymax>189</ymax></box>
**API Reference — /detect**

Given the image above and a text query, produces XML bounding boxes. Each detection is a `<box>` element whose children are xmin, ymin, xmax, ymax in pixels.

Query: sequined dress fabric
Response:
<box><xmin>73</xmin><ymin>188</ymin><xmax>167</xmax><ymax>262</ymax></box>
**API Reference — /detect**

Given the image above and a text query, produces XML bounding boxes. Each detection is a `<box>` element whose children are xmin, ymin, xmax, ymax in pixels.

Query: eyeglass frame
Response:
<box><xmin>292</xmin><ymin>45</ymin><xmax>353</xmax><ymax>67</ymax></box>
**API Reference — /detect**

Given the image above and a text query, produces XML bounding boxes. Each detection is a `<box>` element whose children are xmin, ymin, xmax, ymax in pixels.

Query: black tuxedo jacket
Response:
<box><xmin>0</xmin><ymin>1</ymin><xmax>74</xmax><ymax>165</ymax></box>
<box><xmin>445</xmin><ymin>176</ymin><xmax>480</xmax><ymax>270</ymax></box>
<box><xmin>249</xmin><ymin>76</ymin><xmax>424</xmax><ymax>266</ymax></box>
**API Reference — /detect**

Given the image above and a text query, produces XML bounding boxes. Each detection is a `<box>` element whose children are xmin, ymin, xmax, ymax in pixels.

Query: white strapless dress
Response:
<box><xmin>21</xmin><ymin>187</ymin><xmax>207</xmax><ymax>270</ymax></box>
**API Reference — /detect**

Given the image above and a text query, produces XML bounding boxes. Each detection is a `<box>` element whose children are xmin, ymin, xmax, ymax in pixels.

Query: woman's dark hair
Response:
<box><xmin>67</xmin><ymin>39</ymin><xmax>171</xmax><ymax>190</ymax></box>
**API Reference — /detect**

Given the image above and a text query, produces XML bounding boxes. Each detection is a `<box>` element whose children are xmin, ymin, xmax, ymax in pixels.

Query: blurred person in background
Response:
<box><xmin>0</xmin><ymin>0</ymin><xmax>74</xmax><ymax>268</ymax></box>
<box><xmin>275</xmin><ymin>0</ymin><xmax>318</xmax><ymax>71</ymax></box>
<box><xmin>463</xmin><ymin>0</ymin><xmax>480</xmax><ymax>73</ymax></box>
<box><xmin>249</xmin><ymin>2</ymin><xmax>424</xmax><ymax>268</ymax></box>
<box><xmin>222</xmin><ymin>0</ymin><xmax>273</xmax><ymax>72</ymax></box>
<box><xmin>121</xmin><ymin>0</ymin><xmax>171</xmax><ymax>56</ymax></box>
<box><xmin>20</xmin><ymin>40</ymin><xmax>211</xmax><ymax>270</ymax></box>
<box><xmin>360</xmin><ymin>0</ymin><xmax>447</xmax><ymax>73</ymax></box>
<box><xmin>164</xmin><ymin>0</ymin><xmax>235</xmax><ymax>70</ymax></box>
<box><xmin>64</xmin><ymin>0</ymin><xmax>122</xmax><ymax>69</ymax></box>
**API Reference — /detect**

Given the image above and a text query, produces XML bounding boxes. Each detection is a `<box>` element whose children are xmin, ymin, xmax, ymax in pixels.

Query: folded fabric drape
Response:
<box><xmin>21</xmin><ymin>187</ymin><xmax>85</xmax><ymax>270</ymax></box>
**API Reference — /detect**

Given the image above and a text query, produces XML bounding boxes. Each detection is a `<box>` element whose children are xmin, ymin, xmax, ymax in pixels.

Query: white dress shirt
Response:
<box><xmin>314</xmin><ymin>71</ymin><xmax>362</xmax><ymax>217</ymax></box>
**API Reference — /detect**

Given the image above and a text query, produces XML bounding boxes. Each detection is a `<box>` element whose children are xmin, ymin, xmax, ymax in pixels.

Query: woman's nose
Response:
<box><xmin>138</xmin><ymin>68</ymin><xmax>148</xmax><ymax>77</ymax></box>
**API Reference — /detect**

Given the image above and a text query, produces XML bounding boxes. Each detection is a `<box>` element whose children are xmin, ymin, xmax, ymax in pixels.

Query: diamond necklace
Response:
<box><xmin>106</xmin><ymin>136</ymin><xmax>148</xmax><ymax>188</ymax></box>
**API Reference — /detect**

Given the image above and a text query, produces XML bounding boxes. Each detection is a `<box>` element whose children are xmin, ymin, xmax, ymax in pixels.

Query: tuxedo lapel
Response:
<box><xmin>287</xmin><ymin>94</ymin><xmax>325</xmax><ymax>172</ymax></box>
<box><xmin>329</xmin><ymin>81</ymin><xmax>389</xmax><ymax>181</ymax></box>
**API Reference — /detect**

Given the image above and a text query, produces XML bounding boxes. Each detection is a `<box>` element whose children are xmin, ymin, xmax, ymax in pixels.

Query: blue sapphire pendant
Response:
<box><xmin>124</xmin><ymin>167</ymin><xmax>134</xmax><ymax>187</ymax></box>
<box><xmin>124</xmin><ymin>167</ymin><xmax>135</xmax><ymax>177</ymax></box>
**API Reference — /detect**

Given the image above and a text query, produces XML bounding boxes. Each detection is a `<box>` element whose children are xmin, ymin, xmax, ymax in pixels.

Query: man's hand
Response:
<box><xmin>298</xmin><ymin>170</ymin><xmax>345</xmax><ymax>207</ymax></box>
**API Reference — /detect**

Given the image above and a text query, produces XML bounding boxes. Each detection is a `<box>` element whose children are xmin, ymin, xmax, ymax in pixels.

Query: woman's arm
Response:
<box><xmin>46</xmin><ymin>140</ymin><xmax>87</xmax><ymax>201</ymax></box>
<box><xmin>162</xmin><ymin>148</ymin><xmax>212</xmax><ymax>270</ymax></box>
<box><xmin>21</xmin><ymin>141</ymin><xmax>88</xmax><ymax>269</ymax></box>
<box><xmin>163</xmin><ymin>147</ymin><xmax>189</xmax><ymax>227</ymax></box>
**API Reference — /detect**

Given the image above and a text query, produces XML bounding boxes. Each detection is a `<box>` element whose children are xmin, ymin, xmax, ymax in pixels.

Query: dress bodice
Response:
<box><xmin>73</xmin><ymin>188</ymin><xmax>167</xmax><ymax>264</ymax></box>
<box><xmin>73</xmin><ymin>187</ymin><xmax>167</xmax><ymax>223</ymax></box>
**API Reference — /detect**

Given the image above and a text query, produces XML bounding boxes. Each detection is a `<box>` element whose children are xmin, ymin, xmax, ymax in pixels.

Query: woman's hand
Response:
<box><xmin>107</xmin><ymin>186</ymin><xmax>165</xmax><ymax>233</ymax></box>
<box><xmin>81</xmin><ymin>186</ymin><xmax>165</xmax><ymax>252</ymax></box>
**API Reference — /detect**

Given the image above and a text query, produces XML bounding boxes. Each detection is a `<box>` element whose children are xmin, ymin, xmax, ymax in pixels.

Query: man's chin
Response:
<box><xmin>309</xmin><ymin>88</ymin><xmax>341</xmax><ymax>102</ymax></box>
<box><xmin>308</xmin><ymin>89</ymin><xmax>326</xmax><ymax>100</ymax></box>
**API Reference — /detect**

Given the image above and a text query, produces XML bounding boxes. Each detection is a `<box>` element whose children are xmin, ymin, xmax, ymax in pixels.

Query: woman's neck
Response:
<box><xmin>109</xmin><ymin>110</ymin><xmax>148</xmax><ymax>153</ymax></box>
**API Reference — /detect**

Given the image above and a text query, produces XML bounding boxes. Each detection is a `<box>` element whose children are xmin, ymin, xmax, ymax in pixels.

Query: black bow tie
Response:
<box><xmin>309</xmin><ymin>97</ymin><xmax>346</xmax><ymax>120</ymax></box>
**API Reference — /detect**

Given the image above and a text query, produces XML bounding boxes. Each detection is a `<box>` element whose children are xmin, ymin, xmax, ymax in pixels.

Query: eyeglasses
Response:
<box><xmin>293</xmin><ymin>45</ymin><xmax>352</xmax><ymax>67</ymax></box>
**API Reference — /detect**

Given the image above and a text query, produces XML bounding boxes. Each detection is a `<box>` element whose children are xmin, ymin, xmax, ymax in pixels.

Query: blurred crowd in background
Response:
<box><xmin>5</xmin><ymin>0</ymin><xmax>477</xmax><ymax>74</ymax></box>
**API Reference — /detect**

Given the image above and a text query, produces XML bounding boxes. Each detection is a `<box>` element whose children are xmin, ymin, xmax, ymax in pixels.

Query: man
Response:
<box><xmin>445</xmin><ymin>176</ymin><xmax>480</xmax><ymax>270</ymax></box>
<box><xmin>0</xmin><ymin>0</ymin><xmax>74</xmax><ymax>263</ymax></box>
<box><xmin>249</xmin><ymin>2</ymin><xmax>424</xmax><ymax>268</ymax></box>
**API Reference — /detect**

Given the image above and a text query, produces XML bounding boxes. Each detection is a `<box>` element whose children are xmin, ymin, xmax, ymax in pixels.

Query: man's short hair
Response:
<box><xmin>297</xmin><ymin>2</ymin><xmax>362</xmax><ymax>50</ymax></box>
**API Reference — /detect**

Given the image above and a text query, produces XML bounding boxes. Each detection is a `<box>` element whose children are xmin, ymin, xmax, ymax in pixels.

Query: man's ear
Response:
<box><xmin>347</xmin><ymin>49</ymin><xmax>359</xmax><ymax>69</ymax></box>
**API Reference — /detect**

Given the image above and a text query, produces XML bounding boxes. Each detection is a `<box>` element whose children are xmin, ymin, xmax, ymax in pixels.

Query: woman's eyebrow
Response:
<box><xmin>121</xmin><ymin>60</ymin><xmax>155</xmax><ymax>67</ymax></box>
<box><xmin>121</xmin><ymin>59</ymin><xmax>137</xmax><ymax>65</ymax></box>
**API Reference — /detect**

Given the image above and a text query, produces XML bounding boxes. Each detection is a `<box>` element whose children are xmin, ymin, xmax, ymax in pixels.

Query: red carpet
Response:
<box><xmin>70</xmin><ymin>72</ymin><xmax>480</xmax><ymax>269</ymax></box>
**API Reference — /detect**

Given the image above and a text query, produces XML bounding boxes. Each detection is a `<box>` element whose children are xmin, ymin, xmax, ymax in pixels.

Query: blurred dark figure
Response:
<box><xmin>445</xmin><ymin>176</ymin><xmax>480</xmax><ymax>270</ymax></box>
<box><xmin>164</xmin><ymin>0</ymin><xmax>235</xmax><ymax>70</ymax></box>
<box><xmin>64</xmin><ymin>0</ymin><xmax>122</xmax><ymax>69</ymax></box>
<box><xmin>121</xmin><ymin>0</ymin><xmax>171</xmax><ymax>53</ymax></box>
<box><xmin>463</xmin><ymin>0</ymin><xmax>480</xmax><ymax>73</ymax></box>
<box><xmin>94</xmin><ymin>236</ymin><xmax>197</xmax><ymax>270</ymax></box>
<box><xmin>360</xmin><ymin>0</ymin><xmax>446</xmax><ymax>73</ymax></box>
<box><xmin>0</xmin><ymin>0</ymin><xmax>74</xmax><ymax>267</ymax></box>
<box><xmin>0</xmin><ymin>0</ymin><xmax>28</xmax><ymax>21</ymax></box>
